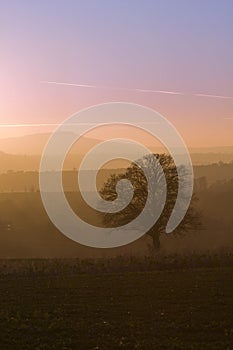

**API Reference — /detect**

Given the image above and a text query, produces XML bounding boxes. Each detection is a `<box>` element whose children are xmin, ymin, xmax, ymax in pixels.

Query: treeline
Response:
<box><xmin>0</xmin><ymin>169</ymin><xmax>123</xmax><ymax>193</ymax></box>
<box><xmin>0</xmin><ymin>162</ymin><xmax>233</xmax><ymax>193</ymax></box>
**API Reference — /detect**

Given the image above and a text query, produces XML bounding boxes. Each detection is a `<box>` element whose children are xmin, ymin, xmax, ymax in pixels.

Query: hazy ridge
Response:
<box><xmin>0</xmin><ymin>133</ymin><xmax>233</xmax><ymax>173</ymax></box>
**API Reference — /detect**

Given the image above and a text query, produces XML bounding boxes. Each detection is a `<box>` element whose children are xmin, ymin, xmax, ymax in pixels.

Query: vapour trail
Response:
<box><xmin>0</xmin><ymin>123</ymin><xmax>96</xmax><ymax>128</ymax></box>
<box><xmin>0</xmin><ymin>122</ymin><xmax>161</xmax><ymax>128</ymax></box>
<box><xmin>1</xmin><ymin>82</ymin><xmax>232</xmax><ymax>128</ymax></box>
<box><xmin>0</xmin><ymin>123</ymin><xmax>60</xmax><ymax>128</ymax></box>
<box><xmin>41</xmin><ymin>81</ymin><xmax>233</xmax><ymax>100</ymax></box>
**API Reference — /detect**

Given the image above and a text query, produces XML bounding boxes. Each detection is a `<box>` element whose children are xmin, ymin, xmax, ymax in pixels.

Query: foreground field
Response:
<box><xmin>0</xmin><ymin>265</ymin><xmax>232</xmax><ymax>350</ymax></box>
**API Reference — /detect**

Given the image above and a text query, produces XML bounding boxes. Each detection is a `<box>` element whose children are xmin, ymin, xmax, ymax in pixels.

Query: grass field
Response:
<box><xmin>0</xmin><ymin>262</ymin><xmax>232</xmax><ymax>349</ymax></box>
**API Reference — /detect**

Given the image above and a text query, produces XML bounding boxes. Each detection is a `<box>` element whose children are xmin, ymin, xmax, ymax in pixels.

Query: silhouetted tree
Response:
<box><xmin>100</xmin><ymin>154</ymin><xmax>201</xmax><ymax>251</ymax></box>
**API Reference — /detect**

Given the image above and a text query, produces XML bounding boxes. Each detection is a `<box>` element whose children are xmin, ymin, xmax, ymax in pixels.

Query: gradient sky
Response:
<box><xmin>0</xmin><ymin>0</ymin><xmax>233</xmax><ymax>146</ymax></box>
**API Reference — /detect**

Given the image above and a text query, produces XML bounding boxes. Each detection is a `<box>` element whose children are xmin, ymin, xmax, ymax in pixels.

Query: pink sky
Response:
<box><xmin>0</xmin><ymin>1</ymin><xmax>232</xmax><ymax>147</ymax></box>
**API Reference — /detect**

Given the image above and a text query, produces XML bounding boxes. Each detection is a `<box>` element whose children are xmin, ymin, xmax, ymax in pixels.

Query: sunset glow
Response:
<box><xmin>0</xmin><ymin>1</ymin><xmax>232</xmax><ymax>147</ymax></box>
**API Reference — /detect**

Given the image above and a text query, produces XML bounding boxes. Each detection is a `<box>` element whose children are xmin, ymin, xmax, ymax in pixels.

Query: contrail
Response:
<box><xmin>41</xmin><ymin>81</ymin><xmax>184</xmax><ymax>96</ymax></box>
<box><xmin>41</xmin><ymin>80</ymin><xmax>233</xmax><ymax>100</ymax></box>
<box><xmin>0</xmin><ymin>121</ymin><xmax>161</xmax><ymax>128</ymax></box>
<box><xmin>0</xmin><ymin>123</ymin><xmax>60</xmax><ymax>128</ymax></box>
<box><xmin>1</xmin><ymin>83</ymin><xmax>232</xmax><ymax>129</ymax></box>
<box><xmin>0</xmin><ymin>122</ymin><xmax>97</xmax><ymax>128</ymax></box>
<box><xmin>195</xmin><ymin>93</ymin><xmax>233</xmax><ymax>100</ymax></box>
<box><xmin>40</xmin><ymin>81</ymin><xmax>97</xmax><ymax>89</ymax></box>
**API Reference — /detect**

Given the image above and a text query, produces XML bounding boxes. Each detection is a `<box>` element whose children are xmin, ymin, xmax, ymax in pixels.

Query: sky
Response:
<box><xmin>0</xmin><ymin>0</ymin><xmax>233</xmax><ymax>147</ymax></box>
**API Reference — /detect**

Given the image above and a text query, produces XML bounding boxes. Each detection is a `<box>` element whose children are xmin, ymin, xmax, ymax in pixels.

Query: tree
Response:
<box><xmin>99</xmin><ymin>153</ymin><xmax>201</xmax><ymax>251</ymax></box>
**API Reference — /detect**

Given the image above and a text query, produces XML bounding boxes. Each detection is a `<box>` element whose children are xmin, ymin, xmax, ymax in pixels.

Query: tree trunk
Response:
<box><xmin>152</xmin><ymin>234</ymin><xmax>161</xmax><ymax>251</ymax></box>
<box><xmin>147</xmin><ymin>226</ymin><xmax>161</xmax><ymax>253</ymax></box>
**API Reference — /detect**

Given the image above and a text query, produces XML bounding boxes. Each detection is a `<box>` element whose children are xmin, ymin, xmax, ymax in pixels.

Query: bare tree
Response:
<box><xmin>99</xmin><ymin>154</ymin><xmax>201</xmax><ymax>251</ymax></box>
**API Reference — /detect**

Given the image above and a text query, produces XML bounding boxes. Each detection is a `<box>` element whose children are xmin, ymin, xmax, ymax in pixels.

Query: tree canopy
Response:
<box><xmin>99</xmin><ymin>154</ymin><xmax>201</xmax><ymax>250</ymax></box>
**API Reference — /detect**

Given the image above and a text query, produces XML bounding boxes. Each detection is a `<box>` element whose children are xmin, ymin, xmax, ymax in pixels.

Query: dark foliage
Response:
<box><xmin>100</xmin><ymin>154</ymin><xmax>201</xmax><ymax>249</ymax></box>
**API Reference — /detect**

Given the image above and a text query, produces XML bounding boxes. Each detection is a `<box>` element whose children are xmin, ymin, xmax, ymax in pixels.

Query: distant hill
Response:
<box><xmin>189</xmin><ymin>146</ymin><xmax>233</xmax><ymax>154</ymax></box>
<box><xmin>0</xmin><ymin>151</ymin><xmax>40</xmax><ymax>173</ymax></box>
<box><xmin>190</xmin><ymin>152</ymin><xmax>233</xmax><ymax>165</ymax></box>
<box><xmin>0</xmin><ymin>133</ymin><xmax>232</xmax><ymax>173</ymax></box>
<box><xmin>0</xmin><ymin>132</ymin><xmax>99</xmax><ymax>155</ymax></box>
<box><xmin>0</xmin><ymin>150</ymin><xmax>233</xmax><ymax>174</ymax></box>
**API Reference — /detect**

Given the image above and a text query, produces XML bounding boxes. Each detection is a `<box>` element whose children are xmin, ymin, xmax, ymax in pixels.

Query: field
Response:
<box><xmin>0</xmin><ymin>257</ymin><xmax>233</xmax><ymax>350</ymax></box>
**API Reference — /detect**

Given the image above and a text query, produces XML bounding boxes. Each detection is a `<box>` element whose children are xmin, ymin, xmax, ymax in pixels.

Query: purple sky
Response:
<box><xmin>0</xmin><ymin>0</ymin><xmax>233</xmax><ymax>146</ymax></box>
